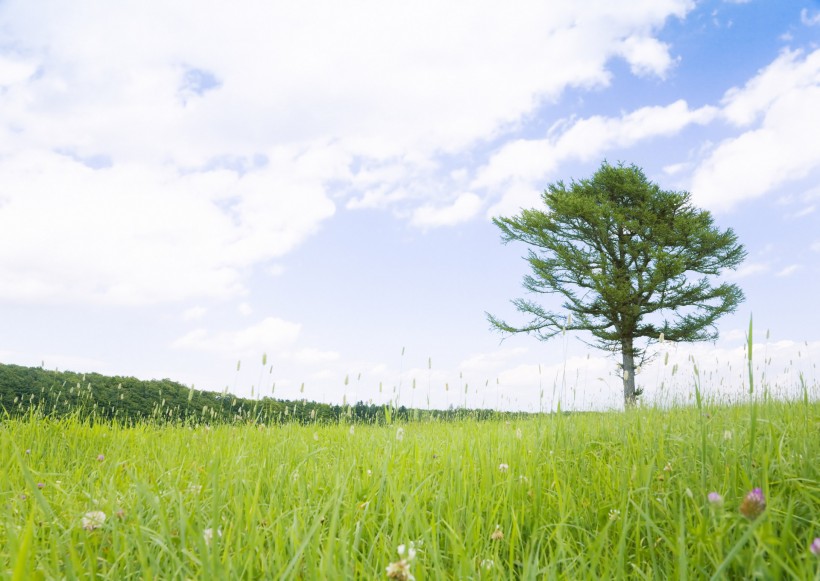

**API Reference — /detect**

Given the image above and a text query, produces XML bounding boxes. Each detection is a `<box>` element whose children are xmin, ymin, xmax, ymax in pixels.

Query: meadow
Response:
<box><xmin>2</xmin><ymin>395</ymin><xmax>819</xmax><ymax>579</ymax></box>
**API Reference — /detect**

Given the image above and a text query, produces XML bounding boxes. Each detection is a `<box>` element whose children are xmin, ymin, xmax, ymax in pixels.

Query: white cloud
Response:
<box><xmin>0</xmin><ymin>54</ymin><xmax>37</xmax><ymax>86</ymax></box>
<box><xmin>727</xmin><ymin>262</ymin><xmax>769</xmax><ymax>279</ymax></box>
<box><xmin>459</xmin><ymin>347</ymin><xmax>530</xmax><ymax>374</ymax></box>
<box><xmin>801</xmin><ymin>9</ymin><xmax>820</xmax><ymax>26</ymax></box>
<box><xmin>0</xmin><ymin>0</ymin><xmax>698</xmax><ymax>305</ymax></box>
<box><xmin>281</xmin><ymin>348</ymin><xmax>342</xmax><ymax>365</ymax></box>
<box><xmin>0</xmin><ymin>150</ymin><xmax>335</xmax><ymax>304</ymax></box>
<box><xmin>776</xmin><ymin>264</ymin><xmax>801</xmax><ymax>277</ymax></box>
<box><xmin>410</xmin><ymin>193</ymin><xmax>483</xmax><ymax>229</ymax></box>
<box><xmin>172</xmin><ymin>317</ymin><xmax>301</xmax><ymax>358</ymax></box>
<box><xmin>691</xmin><ymin>49</ymin><xmax>820</xmax><ymax>212</ymax></box>
<box><xmin>238</xmin><ymin>303</ymin><xmax>253</xmax><ymax>316</ymax></box>
<box><xmin>618</xmin><ymin>35</ymin><xmax>676</xmax><ymax>78</ymax></box>
<box><xmin>182</xmin><ymin>306</ymin><xmax>208</xmax><ymax>321</ymax></box>
<box><xmin>789</xmin><ymin>205</ymin><xmax>815</xmax><ymax>218</ymax></box>
<box><xmin>474</xmin><ymin>100</ymin><xmax>716</xmax><ymax>213</ymax></box>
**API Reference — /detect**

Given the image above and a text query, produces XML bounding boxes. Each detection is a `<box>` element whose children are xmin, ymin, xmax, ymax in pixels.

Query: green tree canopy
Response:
<box><xmin>488</xmin><ymin>162</ymin><xmax>746</xmax><ymax>407</ymax></box>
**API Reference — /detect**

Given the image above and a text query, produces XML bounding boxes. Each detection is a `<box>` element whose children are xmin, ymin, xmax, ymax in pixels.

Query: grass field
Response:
<box><xmin>2</xmin><ymin>395</ymin><xmax>819</xmax><ymax>579</ymax></box>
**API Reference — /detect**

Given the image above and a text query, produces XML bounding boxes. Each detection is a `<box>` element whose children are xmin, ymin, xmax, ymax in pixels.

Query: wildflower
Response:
<box><xmin>480</xmin><ymin>559</ymin><xmax>494</xmax><ymax>570</ymax></box>
<box><xmin>387</xmin><ymin>542</ymin><xmax>417</xmax><ymax>580</ymax></box>
<box><xmin>115</xmin><ymin>509</ymin><xmax>126</xmax><ymax>519</ymax></box>
<box><xmin>385</xmin><ymin>559</ymin><xmax>413</xmax><ymax>580</ymax></box>
<box><xmin>609</xmin><ymin>509</ymin><xmax>621</xmax><ymax>521</ymax></box>
<box><xmin>723</xmin><ymin>430</ymin><xmax>732</xmax><ymax>441</ymax></box>
<box><xmin>810</xmin><ymin>537</ymin><xmax>820</xmax><ymax>556</ymax></box>
<box><xmin>397</xmin><ymin>543</ymin><xmax>417</xmax><ymax>560</ymax></box>
<box><xmin>498</xmin><ymin>463</ymin><xmax>509</xmax><ymax>472</ymax></box>
<box><xmin>203</xmin><ymin>527</ymin><xmax>222</xmax><ymax>546</ymax></box>
<box><xmin>491</xmin><ymin>525</ymin><xmax>504</xmax><ymax>540</ymax></box>
<box><xmin>663</xmin><ymin>462</ymin><xmax>672</xmax><ymax>472</ymax></box>
<box><xmin>19</xmin><ymin>494</ymin><xmax>27</xmax><ymax>501</ymax></box>
<box><xmin>82</xmin><ymin>511</ymin><xmax>106</xmax><ymax>531</ymax></box>
<box><xmin>97</xmin><ymin>454</ymin><xmax>105</xmax><ymax>462</ymax></box>
<box><xmin>396</xmin><ymin>427</ymin><xmax>405</xmax><ymax>442</ymax></box>
<box><xmin>739</xmin><ymin>488</ymin><xmax>766</xmax><ymax>520</ymax></box>
<box><xmin>349</xmin><ymin>425</ymin><xmax>355</xmax><ymax>435</ymax></box>
<box><xmin>366</xmin><ymin>469</ymin><xmax>372</xmax><ymax>476</ymax></box>
<box><xmin>313</xmin><ymin>432</ymin><xmax>319</xmax><ymax>441</ymax></box>
<box><xmin>36</xmin><ymin>482</ymin><xmax>45</xmax><ymax>489</ymax></box>
<box><xmin>707</xmin><ymin>492</ymin><xmax>724</xmax><ymax>506</ymax></box>
<box><xmin>25</xmin><ymin>449</ymin><xmax>31</xmax><ymax>455</ymax></box>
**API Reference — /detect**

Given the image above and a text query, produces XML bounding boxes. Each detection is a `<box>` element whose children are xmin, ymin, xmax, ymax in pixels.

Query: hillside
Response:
<box><xmin>0</xmin><ymin>362</ymin><xmax>518</xmax><ymax>425</ymax></box>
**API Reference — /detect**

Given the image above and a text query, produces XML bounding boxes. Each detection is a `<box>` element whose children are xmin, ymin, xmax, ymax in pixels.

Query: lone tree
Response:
<box><xmin>488</xmin><ymin>162</ymin><xmax>746</xmax><ymax>408</ymax></box>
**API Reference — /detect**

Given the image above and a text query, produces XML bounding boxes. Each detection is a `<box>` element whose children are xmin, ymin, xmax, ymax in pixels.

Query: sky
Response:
<box><xmin>1</xmin><ymin>0</ymin><xmax>819</xmax><ymax>412</ymax></box>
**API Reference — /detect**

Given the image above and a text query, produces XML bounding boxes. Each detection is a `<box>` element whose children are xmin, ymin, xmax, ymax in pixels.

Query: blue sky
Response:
<box><xmin>0</xmin><ymin>1</ymin><xmax>818</xmax><ymax>411</ymax></box>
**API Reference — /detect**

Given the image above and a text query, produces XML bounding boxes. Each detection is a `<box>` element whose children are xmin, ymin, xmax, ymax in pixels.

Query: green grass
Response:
<box><xmin>2</xmin><ymin>398</ymin><xmax>819</xmax><ymax>579</ymax></box>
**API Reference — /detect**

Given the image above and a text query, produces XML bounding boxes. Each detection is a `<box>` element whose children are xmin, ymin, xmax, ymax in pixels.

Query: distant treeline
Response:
<box><xmin>0</xmin><ymin>363</ymin><xmax>531</xmax><ymax>425</ymax></box>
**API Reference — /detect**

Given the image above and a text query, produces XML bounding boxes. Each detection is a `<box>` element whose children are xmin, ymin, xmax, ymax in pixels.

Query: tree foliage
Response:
<box><xmin>488</xmin><ymin>162</ymin><xmax>746</xmax><ymax>407</ymax></box>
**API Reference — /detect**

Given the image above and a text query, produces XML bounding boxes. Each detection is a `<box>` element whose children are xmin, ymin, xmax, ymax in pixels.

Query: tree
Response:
<box><xmin>488</xmin><ymin>162</ymin><xmax>746</xmax><ymax>408</ymax></box>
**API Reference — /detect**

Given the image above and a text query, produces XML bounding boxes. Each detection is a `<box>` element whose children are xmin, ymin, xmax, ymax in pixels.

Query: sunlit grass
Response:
<box><xmin>2</xmin><ymin>396</ymin><xmax>819</xmax><ymax>579</ymax></box>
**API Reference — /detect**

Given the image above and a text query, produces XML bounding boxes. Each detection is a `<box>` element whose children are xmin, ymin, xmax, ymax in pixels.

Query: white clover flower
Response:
<box><xmin>498</xmin><ymin>463</ymin><xmax>509</xmax><ymax>472</ymax></box>
<box><xmin>82</xmin><ymin>511</ymin><xmax>106</xmax><ymax>531</ymax></box>
<box><xmin>385</xmin><ymin>559</ymin><xmax>413</xmax><ymax>580</ymax></box>
<box><xmin>609</xmin><ymin>509</ymin><xmax>621</xmax><ymax>521</ymax></box>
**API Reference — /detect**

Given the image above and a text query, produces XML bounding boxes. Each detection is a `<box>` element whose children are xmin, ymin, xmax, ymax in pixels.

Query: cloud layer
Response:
<box><xmin>0</xmin><ymin>0</ymin><xmax>694</xmax><ymax>305</ymax></box>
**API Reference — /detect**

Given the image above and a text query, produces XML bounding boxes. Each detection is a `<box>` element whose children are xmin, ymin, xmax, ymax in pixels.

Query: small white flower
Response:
<box><xmin>396</xmin><ymin>427</ymin><xmax>405</xmax><ymax>442</ymax></box>
<box><xmin>81</xmin><ymin>511</ymin><xmax>106</xmax><ymax>531</ymax></box>
<box><xmin>724</xmin><ymin>430</ymin><xmax>732</xmax><ymax>441</ymax></box>
<box><xmin>481</xmin><ymin>559</ymin><xmax>494</xmax><ymax>570</ymax></box>
<box><xmin>609</xmin><ymin>509</ymin><xmax>621</xmax><ymax>521</ymax></box>
<box><xmin>385</xmin><ymin>559</ymin><xmax>413</xmax><ymax>580</ymax></box>
<box><xmin>203</xmin><ymin>527</ymin><xmax>222</xmax><ymax>546</ymax></box>
<box><xmin>498</xmin><ymin>463</ymin><xmax>509</xmax><ymax>472</ymax></box>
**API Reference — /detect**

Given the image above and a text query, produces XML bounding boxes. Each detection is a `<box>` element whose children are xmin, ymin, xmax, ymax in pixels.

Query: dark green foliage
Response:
<box><xmin>0</xmin><ymin>362</ymin><xmax>526</xmax><ymax>425</ymax></box>
<box><xmin>489</xmin><ymin>162</ymin><xmax>746</xmax><ymax>407</ymax></box>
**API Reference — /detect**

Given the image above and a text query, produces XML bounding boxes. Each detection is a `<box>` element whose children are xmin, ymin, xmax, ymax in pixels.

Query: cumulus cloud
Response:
<box><xmin>172</xmin><ymin>317</ymin><xmax>301</xmax><ymax>358</ymax></box>
<box><xmin>691</xmin><ymin>49</ymin><xmax>820</xmax><ymax>212</ymax></box>
<box><xmin>618</xmin><ymin>35</ymin><xmax>676</xmax><ymax>78</ymax></box>
<box><xmin>410</xmin><ymin>193</ymin><xmax>483</xmax><ymax>229</ymax></box>
<box><xmin>475</xmin><ymin>100</ymin><xmax>716</xmax><ymax>213</ymax></box>
<box><xmin>0</xmin><ymin>0</ymin><xmax>697</xmax><ymax>305</ymax></box>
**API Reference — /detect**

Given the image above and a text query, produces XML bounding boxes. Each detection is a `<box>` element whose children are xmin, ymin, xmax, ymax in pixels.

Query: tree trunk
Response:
<box><xmin>621</xmin><ymin>338</ymin><xmax>637</xmax><ymax>408</ymax></box>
